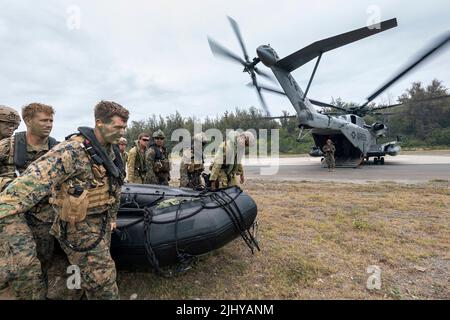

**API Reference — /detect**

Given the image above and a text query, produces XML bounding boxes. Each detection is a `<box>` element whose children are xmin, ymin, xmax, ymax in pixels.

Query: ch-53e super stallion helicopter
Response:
<box><xmin>208</xmin><ymin>17</ymin><xmax>450</xmax><ymax>167</ymax></box>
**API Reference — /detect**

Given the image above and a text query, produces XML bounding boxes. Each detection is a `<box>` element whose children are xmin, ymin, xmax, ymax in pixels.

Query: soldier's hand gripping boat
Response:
<box><xmin>111</xmin><ymin>184</ymin><xmax>259</xmax><ymax>273</ymax></box>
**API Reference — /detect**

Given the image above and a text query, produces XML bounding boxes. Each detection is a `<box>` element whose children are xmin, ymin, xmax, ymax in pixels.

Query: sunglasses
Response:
<box><xmin>141</xmin><ymin>138</ymin><xmax>150</xmax><ymax>142</ymax></box>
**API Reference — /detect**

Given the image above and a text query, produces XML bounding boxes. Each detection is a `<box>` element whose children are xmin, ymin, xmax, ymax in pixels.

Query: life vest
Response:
<box><xmin>7</xmin><ymin>131</ymin><xmax>59</xmax><ymax>177</ymax></box>
<box><xmin>150</xmin><ymin>144</ymin><xmax>170</xmax><ymax>173</ymax></box>
<box><xmin>48</xmin><ymin>127</ymin><xmax>124</xmax><ymax>224</ymax></box>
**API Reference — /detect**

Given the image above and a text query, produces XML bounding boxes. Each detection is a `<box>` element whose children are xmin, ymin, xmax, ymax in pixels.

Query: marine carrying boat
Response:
<box><xmin>111</xmin><ymin>184</ymin><xmax>259</xmax><ymax>273</ymax></box>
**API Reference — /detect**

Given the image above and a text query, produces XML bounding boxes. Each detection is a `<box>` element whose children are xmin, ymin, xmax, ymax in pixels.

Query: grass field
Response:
<box><xmin>115</xmin><ymin>179</ymin><xmax>450</xmax><ymax>300</ymax></box>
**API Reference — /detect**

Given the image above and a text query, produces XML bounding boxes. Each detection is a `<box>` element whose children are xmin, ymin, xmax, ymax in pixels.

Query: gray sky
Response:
<box><xmin>0</xmin><ymin>0</ymin><xmax>449</xmax><ymax>140</ymax></box>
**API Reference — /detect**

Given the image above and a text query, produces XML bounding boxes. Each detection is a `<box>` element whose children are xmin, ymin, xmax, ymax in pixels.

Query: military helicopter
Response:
<box><xmin>208</xmin><ymin>17</ymin><xmax>450</xmax><ymax>167</ymax></box>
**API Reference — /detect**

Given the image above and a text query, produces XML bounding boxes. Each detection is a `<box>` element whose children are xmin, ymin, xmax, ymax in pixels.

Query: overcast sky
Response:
<box><xmin>0</xmin><ymin>0</ymin><xmax>448</xmax><ymax>140</ymax></box>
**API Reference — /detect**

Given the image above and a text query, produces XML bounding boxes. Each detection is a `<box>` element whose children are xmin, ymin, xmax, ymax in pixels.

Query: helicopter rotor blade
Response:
<box><xmin>207</xmin><ymin>37</ymin><xmax>246</xmax><ymax>66</ymax></box>
<box><xmin>254</xmin><ymin>67</ymin><xmax>277</xmax><ymax>83</ymax></box>
<box><xmin>227</xmin><ymin>16</ymin><xmax>250</xmax><ymax>62</ymax></box>
<box><xmin>370</xmin><ymin>94</ymin><xmax>450</xmax><ymax>111</ymax></box>
<box><xmin>309</xmin><ymin>99</ymin><xmax>347</xmax><ymax>111</ymax></box>
<box><xmin>256</xmin><ymin>87</ymin><xmax>271</xmax><ymax>117</ymax></box>
<box><xmin>250</xmin><ymin>73</ymin><xmax>271</xmax><ymax>116</ymax></box>
<box><xmin>258</xmin><ymin>115</ymin><xmax>297</xmax><ymax>120</ymax></box>
<box><xmin>246</xmin><ymin>82</ymin><xmax>286</xmax><ymax>96</ymax></box>
<box><xmin>363</xmin><ymin>31</ymin><xmax>450</xmax><ymax>106</ymax></box>
<box><xmin>371</xmin><ymin>112</ymin><xmax>403</xmax><ymax>116</ymax></box>
<box><xmin>245</xmin><ymin>82</ymin><xmax>347</xmax><ymax>112</ymax></box>
<box><xmin>322</xmin><ymin>112</ymin><xmax>348</xmax><ymax>116</ymax></box>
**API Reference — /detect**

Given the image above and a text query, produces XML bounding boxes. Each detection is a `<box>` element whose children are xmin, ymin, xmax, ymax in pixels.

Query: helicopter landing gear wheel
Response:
<box><xmin>380</xmin><ymin>157</ymin><xmax>385</xmax><ymax>165</ymax></box>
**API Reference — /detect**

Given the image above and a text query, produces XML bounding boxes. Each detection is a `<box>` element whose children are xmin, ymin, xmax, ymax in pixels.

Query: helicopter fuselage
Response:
<box><xmin>257</xmin><ymin>45</ymin><xmax>400</xmax><ymax>167</ymax></box>
<box><xmin>210</xmin><ymin>17</ymin><xmax>447</xmax><ymax>167</ymax></box>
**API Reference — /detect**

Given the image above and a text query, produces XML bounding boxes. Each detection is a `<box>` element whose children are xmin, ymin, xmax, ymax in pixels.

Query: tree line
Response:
<box><xmin>125</xmin><ymin>79</ymin><xmax>449</xmax><ymax>153</ymax></box>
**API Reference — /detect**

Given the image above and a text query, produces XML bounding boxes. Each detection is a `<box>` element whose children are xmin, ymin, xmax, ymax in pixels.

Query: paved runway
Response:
<box><xmin>170</xmin><ymin>152</ymin><xmax>450</xmax><ymax>184</ymax></box>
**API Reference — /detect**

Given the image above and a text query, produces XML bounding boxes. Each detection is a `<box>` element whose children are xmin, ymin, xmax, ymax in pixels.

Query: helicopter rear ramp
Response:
<box><xmin>312</xmin><ymin>132</ymin><xmax>364</xmax><ymax>168</ymax></box>
<box><xmin>321</xmin><ymin>157</ymin><xmax>363</xmax><ymax>168</ymax></box>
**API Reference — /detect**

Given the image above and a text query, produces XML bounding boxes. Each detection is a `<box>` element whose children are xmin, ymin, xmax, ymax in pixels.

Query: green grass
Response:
<box><xmin>37</xmin><ymin>180</ymin><xmax>450</xmax><ymax>300</ymax></box>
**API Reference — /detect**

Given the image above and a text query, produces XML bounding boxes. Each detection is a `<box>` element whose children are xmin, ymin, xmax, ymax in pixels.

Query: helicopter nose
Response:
<box><xmin>257</xmin><ymin>45</ymin><xmax>279</xmax><ymax>67</ymax></box>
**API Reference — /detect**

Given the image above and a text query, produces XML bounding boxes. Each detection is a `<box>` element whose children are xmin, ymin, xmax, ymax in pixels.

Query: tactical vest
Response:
<box><xmin>49</xmin><ymin>130</ymin><xmax>125</xmax><ymax>225</ymax></box>
<box><xmin>150</xmin><ymin>144</ymin><xmax>170</xmax><ymax>173</ymax></box>
<box><xmin>2</xmin><ymin>132</ymin><xmax>58</xmax><ymax>179</ymax></box>
<box><xmin>323</xmin><ymin>144</ymin><xmax>335</xmax><ymax>155</ymax></box>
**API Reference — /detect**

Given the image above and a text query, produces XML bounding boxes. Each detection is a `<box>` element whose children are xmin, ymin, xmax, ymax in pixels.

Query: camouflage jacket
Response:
<box><xmin>126</xmin><ymin>143</ymin><xmax>147</xmax><ymax>183</ymax></box>
<box><xmin>0</xmin><ymin>134</ymin><xmax>122</xmax><ymax>225</ymax></box>
<box><xmin>322</xmin><ymin>144</ymin><xmax>336</xmax><ymax>156</ymax></box>
<box><xmin>0</xmin><ymin>133</ymin><xmax>58</xmax><ymax>222</ymax></box>
<box><xmin>145</xmin><ymin>145</ymin><xmax>171</xmax><ymax>183</ymax></box>
<box><xmin>120</xmin><ymin>151</ymin><xmax>128</xmax><ymax>167</ymax></box>
<box><xmin>0</xmin><ymin>133</ymin><xmax>57</xmax><ymax>179</ymax></box>
<box><xmin>210</xmin><ymin>140</ymin><xmax>244</xmax><ymax>181</ymax></box>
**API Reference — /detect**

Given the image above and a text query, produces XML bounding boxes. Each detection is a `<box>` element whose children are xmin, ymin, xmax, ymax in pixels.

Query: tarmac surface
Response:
<box><xmin>171</xmin><ymin>151</ymin><xmax>450</xmax><ymax>184</ymax></box>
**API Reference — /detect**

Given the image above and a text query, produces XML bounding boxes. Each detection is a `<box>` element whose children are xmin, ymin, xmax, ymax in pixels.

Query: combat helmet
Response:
<box><xmin>153</xmin><ymin>129</ymin><xmax>166</xmax><ymax>139</ymax></box>
<box><xmin>0</xmin><ymin>105</ymin><xmax>21</xmax><ymax>125</ymax></box>
<box><xmin>193</xmin><ymin>132</ymin><xmax>209</xmax><ymax>144</ymax></box>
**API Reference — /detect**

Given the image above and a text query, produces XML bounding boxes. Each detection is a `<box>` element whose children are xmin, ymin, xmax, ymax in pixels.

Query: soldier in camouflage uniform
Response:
<box><xmin>0</xmin><ymin>105</ymin><xmax>21</xmax><ymax>141</ymax></box>
<box><xmin>118</xmin><ymin>137</ymin><xmax>128</xmax><ymax>167</ymax></box>
<box><xmin>0</xmin><ymin>103</ymin><xmax>58</xmax><ymax>298</ymax></box>
<box><xmin>0</xmin><ymin>214</ymin><xmax>45</xmax><ymax>299</ymax></box>
<box><xmin>210</xmin><ymin>131</ymin><xmax>255</xmax><ymax>190</ymax></box>
<box><xmin>0</xmin><ymin>100</ymin><xmax>128</xmax><ymax>300</ymax></box>
<box><xmin>322</xmin><ymin>139</ymin><xmax>336</xmax><ymax>171</ymax></box>
<box><xmin>179</xmin><ymin>132</ymin><xmax>209</xmax><ymax>190</ymax></box>
<box><xmin>126</xmin><ymin>133</ymin><xmax>149</xmax><ymax>184</ymax></box>
<box><xmin>145</xmin><ymin>130</ymin><xmax>171</xmax><ymax>185</ymax></box>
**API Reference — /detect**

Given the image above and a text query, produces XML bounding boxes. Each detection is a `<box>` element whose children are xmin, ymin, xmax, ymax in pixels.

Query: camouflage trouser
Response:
<box><xmin>150</xmin><ymin>173</ymin><xmax>170</xmax><ymax>186</ymax></box>
<box><xmin>0</xmin><ymin>215</ymin><xmax>46</xmax><ymax>300</ymax></box>
<box><xmin>216</xmin><ymin>171</ymin><xmax>240</xmax><ymax>188</ymax></box>
<box><xmin>180</xmin><ymin>167</ymin><xmax>204</xmax><ymax>189</ymax></box>
<box><xmin>128</xmin><ymin>175</ymin><xmax>145</xmax><ymax>184</ymax></box>
<box><xmin>25</xmin><ymin>214</ymin><xmax>55</xmax><ymax>294</ymax></box>
<box><xmin>325</xmin><ymin>154</ymin><xmax>335</xmax><ymax>169</ymax></box>
<box><xmin>179</xmin><ymin>165</ymin><xmax>189</xmax><ymax>188</ymax></box>
<box><xmin>158</xmin><ymin>173</ymin><xmax>170</xmax><ymax>186</ymax></box>
<box><xmin>26</xmin><ymin>214</ymin><xmax>85</xmax><ymax>300</ymax></box>
<box><xmin>51</xmin><ymin>214</ymin><xmax>119</xmax><ymax>300</ymax></box>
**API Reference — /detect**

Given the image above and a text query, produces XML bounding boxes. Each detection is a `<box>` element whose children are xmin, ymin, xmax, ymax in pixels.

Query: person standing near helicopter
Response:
<box><xmin>322</xmin><ymin>139</ymin><xmax>336</xmax><ymax>172</ymax></box>
<box><xmin>145</xmin><ymin>130</ymin><xmax>171</xmax><ymax>185</ymax></box>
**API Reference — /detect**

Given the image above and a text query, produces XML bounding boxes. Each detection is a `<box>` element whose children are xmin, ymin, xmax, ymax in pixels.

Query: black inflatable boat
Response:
<box><xmin>111</xmin><ymin>184</ymin><xmax>259</xmax><ymax>272</ymax></box>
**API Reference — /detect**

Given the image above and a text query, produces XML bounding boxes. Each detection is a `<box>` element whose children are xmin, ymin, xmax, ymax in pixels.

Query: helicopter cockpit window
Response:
<box><xmin>350</xmin><ymin>115</ymin><xmax>357</xmax><ymax>124</ymax></box>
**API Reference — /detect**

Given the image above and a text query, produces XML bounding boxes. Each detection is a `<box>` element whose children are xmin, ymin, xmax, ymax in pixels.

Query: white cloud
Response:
<box><xmin>0</xmin><ymin>0</ymin><xmax>448</xmax><ymax>140</ymax></box>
